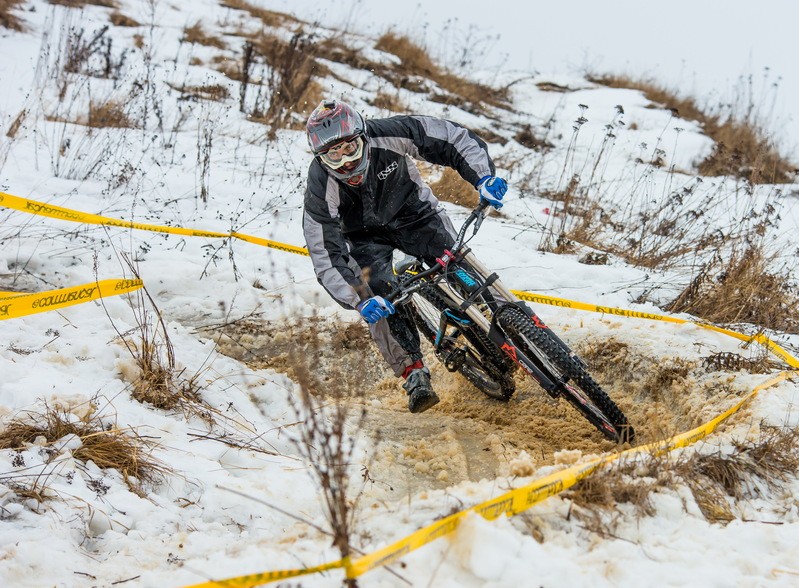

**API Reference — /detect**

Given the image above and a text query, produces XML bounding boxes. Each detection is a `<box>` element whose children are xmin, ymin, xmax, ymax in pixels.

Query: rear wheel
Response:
<box><xmin>409</xmin><ymin>285</ymin><xmax>514</xmax><ymax>401</ymax></box>
<box><xmin>497</xmin><ymin>305</ymin><xmax>634</xmax><ymax>443</ymax></box>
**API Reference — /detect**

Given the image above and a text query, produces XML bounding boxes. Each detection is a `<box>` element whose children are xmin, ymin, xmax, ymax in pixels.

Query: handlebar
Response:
<box><xmin>386</xmin><ymin>200</ymin><xmax>492</xmax><ymax>303</ymax></box>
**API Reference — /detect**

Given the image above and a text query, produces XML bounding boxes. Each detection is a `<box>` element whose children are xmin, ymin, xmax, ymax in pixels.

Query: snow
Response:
<box><xmin>1</xmin><ymin>1</ymin><xmax>799</xmax><ymax>587</ymax></box>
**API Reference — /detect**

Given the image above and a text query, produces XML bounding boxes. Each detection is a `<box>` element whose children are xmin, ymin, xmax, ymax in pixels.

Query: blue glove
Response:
<box><xmin>477</xmin><ymin>175</ymin><xmax>508</xmax><ymax>209</ymax></box>
<box><xmin>356</xmin><ymin>296</ymin><xmax>396</xmax><ymax>324</ymax></box>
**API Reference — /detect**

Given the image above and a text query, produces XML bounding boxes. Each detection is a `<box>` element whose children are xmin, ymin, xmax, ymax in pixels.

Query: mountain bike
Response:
<box><xmin>388</xmin><ymin>202</ymin><xmax>634</xmax><ymax>443</ymax></box>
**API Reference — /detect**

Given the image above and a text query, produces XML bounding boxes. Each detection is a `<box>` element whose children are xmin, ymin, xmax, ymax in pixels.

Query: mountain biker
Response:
<box><xmin>302</xmin><ymin>99</ymin><xmax>507</xmax><ymax>413</ymax></box>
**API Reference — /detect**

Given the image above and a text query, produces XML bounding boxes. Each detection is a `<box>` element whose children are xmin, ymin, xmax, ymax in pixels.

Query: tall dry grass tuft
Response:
<box><xmin>107</xmin><ymin>259</ymin><xmax>209</xmax><ymax>421</ymax></box>
<box><xmin>0</xmin><ymin>403</ymin><xmax>168</xmax><ymax>495</ymax></box>
<box><xmin>375</xmin><ymin>31</ymin><xmax>510</xmax><ymax>113</ymax></box>
<box><xmin>276</xmin><ymin>314</ymin><xmax>376</xmax><ymax>587</ymax></box>
<box><xmin>588</xmin><ymin>73</ymin><xmax>797</xmax><ymax>184</ymax></box>
<box><xmin>227</xmin><ymin>30</ymin><xmax>323</xmax><ymax>136</ymax></box>
<box><xmin>677</xmin><ymin>426</ymin><xmax>799</xmax><ymax>523</ymax></box>
<box><xmin>666</xmin><ymin>245</ymin><xmax>799</xmax><ymax>333</ymax></box>
<box><xmin>1</xmin><ymin>0</ymin><xmax>26</xmax><ymax>31</ymax></box>
<box><xmin>86</xmin><ymin>98</ymin><xmax>136</xmax><ymax>128</ymax></box>
<box><xmin>375</xmin><ymin>31</ymin><xmax>438</xmax><ymax>78</ymax></box>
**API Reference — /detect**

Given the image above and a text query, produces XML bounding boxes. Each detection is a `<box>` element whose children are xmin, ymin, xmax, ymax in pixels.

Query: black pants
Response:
<box><xmin>347</xmin><ymin>211</ymin><xmax>456</xmax><ymax>376</ymax></box>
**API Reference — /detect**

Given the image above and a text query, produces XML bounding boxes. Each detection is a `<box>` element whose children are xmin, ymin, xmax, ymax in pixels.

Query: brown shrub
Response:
<box><xmin>588</xmin><ymin>73</ymin><xmax>797</xmax><ymax>184</ymax></box>
<box><xmin>242</xmin><ymin>31</ymin><xmax>324</xmax><ymax>136</ymax></box>
<box><xmin>182</xmin><ymin>21</ymin><xmax>227</xmax><ymax>50</ymax></box>
<box><xmin>429</xmin><ymin>167</ymin><xmax>479</xmax><ymax>208</ymax></box>
<box><xmin>109</xmin><ymin>11</ymin><xmax>139</xmax><ymax>27</ymax></box>
<box><xmin>1</xmin><ymin>0</ymin><xmax>26</xmax><ymax>31</ymax></box>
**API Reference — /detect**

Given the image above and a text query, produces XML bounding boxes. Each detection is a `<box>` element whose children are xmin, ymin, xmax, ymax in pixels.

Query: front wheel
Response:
<box><xmin>497</xmin><ymin>305</ymin><xmax>635</xmax><ymax>443</ymax></box>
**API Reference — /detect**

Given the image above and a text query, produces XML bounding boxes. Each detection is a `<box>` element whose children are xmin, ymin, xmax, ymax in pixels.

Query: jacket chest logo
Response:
<box><xmin>377</xmin><ymin>161</ymin><xmax>398</xmax><ymax>180</ymax></box>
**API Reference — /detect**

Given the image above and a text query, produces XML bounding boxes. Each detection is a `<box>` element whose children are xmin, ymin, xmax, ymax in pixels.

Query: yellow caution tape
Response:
<box><xmin>1</xmin><ymin>189</ymin><xmax>793</xmax><ymax>367</ymax></box>
<box><xmin>4</xmin><ymin>192</ymin><xmax>792</xmax><ymax>367</ymax></box>
<box><xmin>182</xmin><ymin>558</ymin><xmax>347</xmax><ymax>588</ymax></box>
<box><xmin>0</xmin><ymin>191</ymin><xmax>309</xmax><ymax>257</ymax></box>
<box><xmin>0</xmin><ymin>279</ymin><xmax>142</xmax><ymax>320</ymax></box>
<box><xmin>188</xmin><ymin>368</ymin><xmax>795</xmax><ymax>586</ymax></box>
<box><xmin>0</xmin><ymin>291</ymin><xmax>27</xmax><ymax>297</ymax></box>
<box><xmin>510</xmin><ymin>290</ymin><xmax>799</xmax><ymax>369</ymax></box>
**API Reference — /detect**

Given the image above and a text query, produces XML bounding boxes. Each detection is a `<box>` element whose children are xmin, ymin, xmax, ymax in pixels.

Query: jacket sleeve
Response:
<box><xmin>368</xmin><ymin>115</ymin><xmax>496</xmax><ymax>187</ymax></box>
<box><xmin>302</xmin><ymin>165</ymin><xmax>367</xmax><ymax>310</ymax></box>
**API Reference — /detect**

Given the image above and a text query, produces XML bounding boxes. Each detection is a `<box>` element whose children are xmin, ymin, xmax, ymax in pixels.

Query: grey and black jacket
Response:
<box><xmin>302</xmin><ymin>115</ymin><xmax>495</xmax><ymax>309</ymax></box>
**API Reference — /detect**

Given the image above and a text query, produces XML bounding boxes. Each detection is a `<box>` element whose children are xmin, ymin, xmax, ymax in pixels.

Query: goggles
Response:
<box><xmin>318</xmin><ymin>136</ymin><xmax>364</xmax><ymax>170</ymax></box>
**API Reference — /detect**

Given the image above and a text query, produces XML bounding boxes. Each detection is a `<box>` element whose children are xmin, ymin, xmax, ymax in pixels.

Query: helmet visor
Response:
<box><xmin>319</xmin><ymin>136</ymin><xmax>364</xmax><ymax>170</ymax></box>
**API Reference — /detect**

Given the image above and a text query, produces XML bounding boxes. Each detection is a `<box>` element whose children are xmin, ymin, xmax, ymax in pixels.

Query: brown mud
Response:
<box><xmin>207</xmin><ymin>314</ymin><xmax>754</xmax><ymax>498</ymax></box>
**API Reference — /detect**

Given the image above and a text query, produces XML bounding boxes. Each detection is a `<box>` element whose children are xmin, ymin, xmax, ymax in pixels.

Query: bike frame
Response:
<box><xmin>388</xmin><ymin>203</ymin><xmax>566</xmax><ymax>396</ymax></box>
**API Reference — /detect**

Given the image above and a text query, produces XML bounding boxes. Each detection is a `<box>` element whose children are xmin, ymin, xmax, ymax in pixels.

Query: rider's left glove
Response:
<box><xmin>357</xmin><ymin>296</ymin><xmax>396</xmax><ymax>324</ymax></box>
<box><xmin>477</xmin><ymin>175</ymin><xmax>508</xmax><ymax>209</ymax></box>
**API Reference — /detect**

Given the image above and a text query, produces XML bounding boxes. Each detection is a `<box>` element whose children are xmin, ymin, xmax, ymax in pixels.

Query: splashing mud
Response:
<box><xmin>206</xmin><ymin>314</ymin><xmax>757</xmax><ymax>496</ymax></box>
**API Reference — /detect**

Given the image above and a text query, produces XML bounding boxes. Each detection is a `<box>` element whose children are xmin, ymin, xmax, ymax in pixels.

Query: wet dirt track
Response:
<box><xmin>207</xmin><ymin>314</ymin><xmax>755</xmax><ymax>498</ymax></box>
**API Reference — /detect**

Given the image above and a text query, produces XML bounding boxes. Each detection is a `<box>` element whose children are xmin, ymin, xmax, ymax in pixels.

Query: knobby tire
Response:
<box><xmin>410</xmin><ymin>283</ymin><xmax>514</xmax><ymax>400</ymax></box>
<box><xmin>497</xmin><ymin>306</ymin><xmax>635</xmax><ymax>443</ymax></box>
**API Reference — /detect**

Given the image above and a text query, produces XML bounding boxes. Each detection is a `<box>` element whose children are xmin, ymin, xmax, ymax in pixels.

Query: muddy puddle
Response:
<box><xmin>204</xmin><ymin>314</ymin><xmax>757</xmax><ymax>498</ymax></box>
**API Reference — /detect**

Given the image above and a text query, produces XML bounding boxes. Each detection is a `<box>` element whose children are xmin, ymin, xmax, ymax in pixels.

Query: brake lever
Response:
<box><xmin>473</xmin><ymin>208</ymin><xmax>486</xmax><ymax>235</ymax></box>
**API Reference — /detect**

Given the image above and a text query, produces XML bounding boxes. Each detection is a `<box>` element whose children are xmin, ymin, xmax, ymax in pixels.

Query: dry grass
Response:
<box><xmin>701</xmin><ymin>351</ymin><xmax>781</xmax><ymax>374</ymax></box>
<box><xmin>49</xmin><ymin>0</ymin><xmax>117</xmax><ymax>7</ymax></box>
<box><xmin>1</xmin><ymin>0</ymin><xmax>26</xmax><ymax>31</ymax></box>
<box><xmin>666</xmin><ymin>245</ymin><xmax>799</xmax><ymax>333</ymax></box>
<box><xmin>85</xmin><ymin>99</ymin><xmax>136</xmax><ymax>128</ymax></box>
<box><xmin>5</xmin><ymin>109</ymin><xmax>26</xmax><ymax>138</ymax></box>
<box><xmin>0</xmin><ymin>404</ymin><xmax>168</xmax><ymax>495</ymax></box>
<box><xmin>240</xmin><ymin>31</ymin><xmax>325</xmax><ymax>135</ymax></box>
<box><xmin>429</xmin><ymin>167</ymin><xmax>480</xmax><ymax>208</ymax></box>
<box><xmin>368</xmin><ymin>90</ymin><xmax>406</xmax><ymax>113</ymax></box>
<box><xmin>567</xmin><ymin>426</ymin><xmax>799</xmax><ymax>533</ymax></box>
<box><xmin>106</xmin><ymin>262</ymin><xmax>210</xmax><ymax>422</ymax></box>
<box><xmin>109</xmin><ymin>11</ymin><xmax>139</xmax><ymax>27</ymax></box>
<box><xmin>375</xmin><ymin>31</ymin><xmax>438</xmax><ymax>78</ymax></box>
<box><xmin>514</xmin><ymin>125</ymin><xmax>553</xmax><ymax>151</ymax></box>
<box><xmin>168</xmin><ymin>82</ymin><xmax>230</xmax><ymax>102</ymax></box>
<box><xmin>375</xmin><ymin>31</ymin><xmax>510</xmax><ymax>113</ymax></box>
<box><xmin>677</xmin><ymin>427</ymin><xmax>799</xmax><ymax>523</ymax></box>
<box><xmin>588</xmin><ymin>73</ymin><xmax>797</xmax><ymax>184</ymax></box>
<box><xmin>182</xmin><ymin>21</ymin><xmax>227</xmax><ymax>50</ymax></box>
<box><xmin>220</xmin><ymin>0</ymin><xmax>303</xmax><ymax>28</ymax></box>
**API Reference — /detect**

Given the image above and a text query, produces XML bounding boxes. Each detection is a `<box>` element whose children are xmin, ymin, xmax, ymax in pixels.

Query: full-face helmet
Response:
<box><xmin>306</xmin><ymin>100</ymin><xmax>369</xmax><ymax>185</ymax></box>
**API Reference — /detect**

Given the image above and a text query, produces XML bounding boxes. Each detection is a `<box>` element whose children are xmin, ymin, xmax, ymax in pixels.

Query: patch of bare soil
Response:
<box><xmin>207</xmin><ymin>316</ymin><xmax>754</xmax><ymax>498</ymax></box>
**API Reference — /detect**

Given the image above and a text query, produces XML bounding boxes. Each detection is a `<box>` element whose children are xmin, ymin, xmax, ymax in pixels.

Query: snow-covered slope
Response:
<box><xmin>1</xmin><ymin>1</ymin><xmax>798</xmax><ymax>586</ymax></box>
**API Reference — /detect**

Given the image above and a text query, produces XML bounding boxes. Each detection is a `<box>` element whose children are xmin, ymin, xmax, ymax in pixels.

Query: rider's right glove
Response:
<box><xmin>356</xmin><ymin>296</ymin><xmax>396</xmax><ymax>324</ymax></box>
<box><xmin>476</xmin><ymin>175</ymin><xmax>508</xmax><ymax>209</ymax></box>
